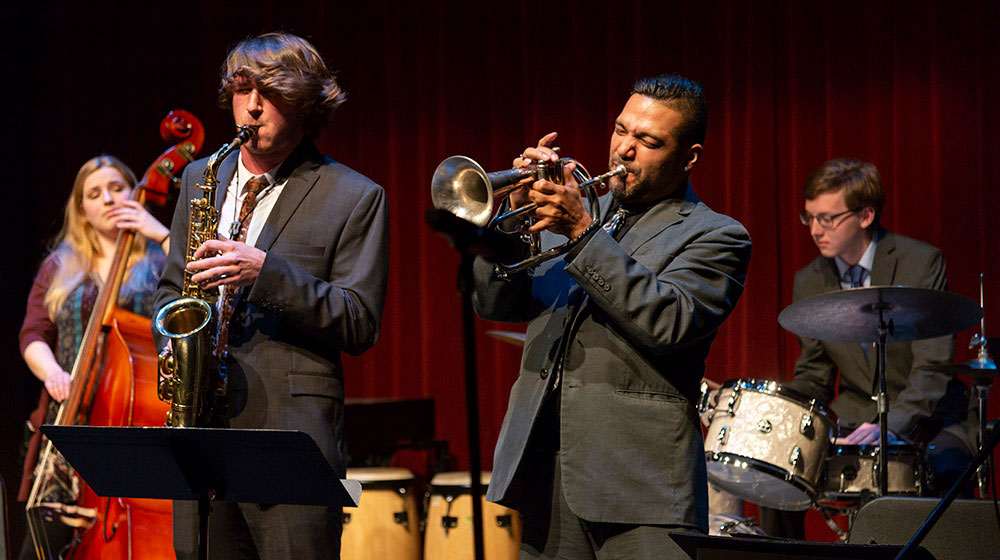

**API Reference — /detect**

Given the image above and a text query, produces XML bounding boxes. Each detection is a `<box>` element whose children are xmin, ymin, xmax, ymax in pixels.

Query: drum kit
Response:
<box><xmin>342</xmin><ymin>469</ymin><xmax>521</xmax><ymax>560</ymax></box>
<box><xmin>700</xmin><ymin>284</ymin><xmax>993</xmax><ymax>539</ymax></box>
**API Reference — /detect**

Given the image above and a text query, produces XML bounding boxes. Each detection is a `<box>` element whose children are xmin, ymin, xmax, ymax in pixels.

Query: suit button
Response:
<box><xmin>540</xmin><ymin>368</ymin><xmax>548</xmax><ymax>379</ymax></box>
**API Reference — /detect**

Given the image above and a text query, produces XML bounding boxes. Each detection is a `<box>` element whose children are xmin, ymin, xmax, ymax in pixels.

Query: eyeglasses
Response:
<box><xmin>798</xmin><ymin>209</ymin><xmax>857</xmax><ymax>230</ymax></box>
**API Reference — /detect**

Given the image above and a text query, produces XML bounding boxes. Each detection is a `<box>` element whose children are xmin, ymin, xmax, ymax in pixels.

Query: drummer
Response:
<box><xmin>761</xmin><ymin>158</ymin><xmax>976</xmax><ymax>538</ymax></box>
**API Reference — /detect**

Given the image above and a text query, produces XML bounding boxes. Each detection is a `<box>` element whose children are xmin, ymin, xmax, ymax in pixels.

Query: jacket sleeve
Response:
<box><xmin>886</xmin><ymin>248</ymin><xmax>957</xmax><ymax>438</ymax></box>
<box><xmin>564</xmin><ymin>219</ymin><xmax>751</xmax><ymax>355</ymax></box>
<box><xmin>782</xmin><ymin>270</ymin><xmax>839</xmax><ymax>405</ymax></box>
<box><xmin>246</xmin><ymin>183</ymin><xmax>389</xmax><ymax>356</ymax></box>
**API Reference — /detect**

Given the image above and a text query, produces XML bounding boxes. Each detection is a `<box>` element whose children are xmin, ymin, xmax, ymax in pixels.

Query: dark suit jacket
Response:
<box><xmin>473</xmin><ymin>185</ymin><xmax>752</xmax><ymax>531</ymax></box>
<box><xmin>154</xmin><ymin>141</ymin><xmax>389</xmax><ymax>473</ymax></box>
<box><xmin>783</xmin><ymin>230</ymin><xmax>971</xmax><ymax>448</ymax></box>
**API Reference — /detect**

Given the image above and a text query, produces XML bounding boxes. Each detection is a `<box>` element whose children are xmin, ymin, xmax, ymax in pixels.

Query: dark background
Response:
<box><xmin>3</xmin><ymin>0</ymin><xmax>998</xmax><ymax>547</ymax></box>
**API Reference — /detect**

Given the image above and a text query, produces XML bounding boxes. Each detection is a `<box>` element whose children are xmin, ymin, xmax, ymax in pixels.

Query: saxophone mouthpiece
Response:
<box><xmin>237</xmin><ymin>124</ymin><xmax>261</xmax><ymax>137</ymax></box>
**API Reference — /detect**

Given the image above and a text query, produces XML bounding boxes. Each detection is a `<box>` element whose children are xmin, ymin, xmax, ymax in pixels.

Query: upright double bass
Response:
<box><xmin>25</xmin><ymin>111</ymin><xmax>204</xmax><ymax>560</ymax></box>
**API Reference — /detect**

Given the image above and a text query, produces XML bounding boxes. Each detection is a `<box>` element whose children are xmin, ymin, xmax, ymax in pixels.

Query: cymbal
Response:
<box><xmin>925</xmin><ymin>357</ymin><xmax>998</xmax><ymax>377</ymax></box>
<box><xmin>778</xmin><ymin>286</ymin><xmax>982</xmax><ymax>343</ymax></box>
<box><xmin>486</xmin><ymin>330</ymin><xmax>526</xmax><ymax>347</ymax></box>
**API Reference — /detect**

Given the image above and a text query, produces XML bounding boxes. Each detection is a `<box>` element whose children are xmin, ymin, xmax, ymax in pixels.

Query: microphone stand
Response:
<box><xmin>425</xmin><ymin>208</ymin><xmax>524</xmax><ymax>560</ymax></box>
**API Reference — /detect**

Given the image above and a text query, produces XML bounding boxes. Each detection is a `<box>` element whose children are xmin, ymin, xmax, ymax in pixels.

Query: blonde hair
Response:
<box><xmin>44</xmin><ymin>155</ymin><xmax>153</xmax><ymax>318</ymax></box>
<box><xmin>218</xmin><ymin>32</ymin><xmax>346</xmax><ymax>138</ymax></box>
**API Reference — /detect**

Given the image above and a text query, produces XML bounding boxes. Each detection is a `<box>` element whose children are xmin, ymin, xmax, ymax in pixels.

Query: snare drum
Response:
<box><xmin>819</xmin><ymin>444</ymin><xmax>925</xmax><ymax>502</ymax></box>
<box><xmin>703</xmin><ymin>378</ymin><xmax>837</xmax><ymax>511</ymax></box>
<box><xmin>424</xmin><ymin>471</ymin><xmax>521</xmax><ymax>560</ymax></box>
<box><xmin>341</xmin><ymin>468</ymin><xmax>421</xmax><ymax>560</ymax></box>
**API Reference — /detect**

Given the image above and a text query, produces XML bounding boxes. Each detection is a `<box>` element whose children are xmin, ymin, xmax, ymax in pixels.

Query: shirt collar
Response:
<box><xmin>237</xmin><ymin>153</ymin><xmax>282</xmax><ymax>191</ymax></box>
<box><xmin>834</xmin><ymin>229</ymin><xmax>879</xmax><ymax>280</ymax></box>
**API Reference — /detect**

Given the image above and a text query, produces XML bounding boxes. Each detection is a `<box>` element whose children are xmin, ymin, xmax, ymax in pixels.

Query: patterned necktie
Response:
<box><xmin>216</xmin><ymin>176</ymin><xmax>271</xmax><ymax>357</ymax></box>
<box><xmin>846</xmin><ymin>265</ymin><xmax>866</xmax><ymax>288</ymax></box>
<box><xmin>603</xmin><ymin>206</ymin><xmax>628</xmax><ymax>240</ymax></box>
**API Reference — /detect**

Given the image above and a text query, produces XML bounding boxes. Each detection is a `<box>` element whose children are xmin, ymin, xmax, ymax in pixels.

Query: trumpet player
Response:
<box><xmin>154</xmin><ymin>32</ymin><xmax>388</xmax><ymax>559</ymax></box>
<box><xmin>473</xmin><ymin>74</ymin><xmax>752</xmax><ymax>559</ymax></box>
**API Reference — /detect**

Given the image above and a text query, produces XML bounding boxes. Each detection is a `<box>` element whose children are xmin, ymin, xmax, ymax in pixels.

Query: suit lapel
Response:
<box><xmin>618</xmin><ymin>183</ymin><xmax>697</xmax><ymax>255</ymax></box>
<box><xmin>215</xmin><ymin>154</ymin><xmax>239</xmax><ymax>213</ymax></box>
<box><xmin>254</xmin><ymin>146</ymin><xmax>322</xmax><ymax>251</ymax></box>
<box><xmin>571</xmin><ymin>185</ymin><xmax>695</xmax><ymax>328</ymax></box>
<box><xmin>869</xmin><ymin>229</ymin><xmax>897</xmax><ymax>286</ymax></box>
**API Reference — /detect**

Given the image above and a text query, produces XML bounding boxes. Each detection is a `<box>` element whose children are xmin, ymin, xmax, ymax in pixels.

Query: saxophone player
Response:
<box><xmin>154</xmin><ymin>32</ymin><xmax>388</xmax><ymax>559</ymax></box>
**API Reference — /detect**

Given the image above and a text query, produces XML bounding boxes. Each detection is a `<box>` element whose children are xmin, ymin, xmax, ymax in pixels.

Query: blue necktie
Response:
<box><xmin>846</xmin><ymin>265</ymin><xmax>865</xmax><ymax>288</ymax></box>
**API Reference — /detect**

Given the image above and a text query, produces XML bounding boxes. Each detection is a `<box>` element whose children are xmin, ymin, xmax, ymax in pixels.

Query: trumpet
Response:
<box><xmin>431</xmin><ymin>155</ymin><xmax>625</xmax><ymax>274</ymax></box>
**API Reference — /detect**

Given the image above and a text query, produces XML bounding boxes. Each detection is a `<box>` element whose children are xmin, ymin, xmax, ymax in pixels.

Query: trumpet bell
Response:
<box><xmin>430</xmin><ymin>156</ymin><xmax>494</xmax><ymax>226</ymax></box>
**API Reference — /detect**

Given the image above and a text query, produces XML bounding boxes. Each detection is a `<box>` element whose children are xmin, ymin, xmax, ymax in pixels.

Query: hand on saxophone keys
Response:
<box><xmin>187</xmin><ymin>237</ymin><xmax>266</xmax><ymax>290</ymax></box>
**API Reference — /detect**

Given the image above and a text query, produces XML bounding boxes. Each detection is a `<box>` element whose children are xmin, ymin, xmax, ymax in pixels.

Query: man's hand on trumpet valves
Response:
<box><xmin>511</xmin><ymin>131</ymin><xmax>594</xmax><ymax>239</ymax></box>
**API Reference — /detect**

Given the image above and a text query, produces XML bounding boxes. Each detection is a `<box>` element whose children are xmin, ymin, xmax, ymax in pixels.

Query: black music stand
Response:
<box><xmin>41</xmin><ymin>425</ymin><xmax>361</xmax><ymax>560</ymax></box>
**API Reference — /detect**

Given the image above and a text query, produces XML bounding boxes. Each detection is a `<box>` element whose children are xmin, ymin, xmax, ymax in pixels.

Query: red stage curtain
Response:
<box><xmin>5</xmin><ymin>0</ymin><xmax>998</xmax><ymax>545</ymax></box>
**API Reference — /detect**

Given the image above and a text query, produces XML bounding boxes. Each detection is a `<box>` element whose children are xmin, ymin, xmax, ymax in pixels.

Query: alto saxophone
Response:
<box><xmin>154</xmin><ymin>125</ymin><xmax>258</xmax><ymax>427</ymax></box>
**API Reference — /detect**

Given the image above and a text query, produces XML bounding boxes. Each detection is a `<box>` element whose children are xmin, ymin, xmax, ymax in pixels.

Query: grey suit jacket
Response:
<box><xmin>473</xmin><ymin>184</ymin><xmax>751</xmax><ymax>531</ymax></box>
<box><xmin>783</xmin><ymin>230</ymin><xmax>971</xmax><ymax>448</ymax></box>
<box><xmin>154</xmin><ymin>141</ymin><xmax>389</xmax><ymax>473</ymax></box>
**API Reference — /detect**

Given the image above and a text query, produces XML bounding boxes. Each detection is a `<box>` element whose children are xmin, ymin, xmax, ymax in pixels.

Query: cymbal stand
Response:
<box><xmin>870</xmin><ymin>302</ymin><xmax>893</xmax><ymax>496</ymax></box>
<box><xmin>969</xmin><ymin>273</ymin><xmax>993</xmax><ymax>497</ymax></box>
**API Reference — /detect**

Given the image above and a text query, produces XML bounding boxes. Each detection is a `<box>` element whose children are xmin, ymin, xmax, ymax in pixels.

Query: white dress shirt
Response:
<box><xmin>217</xmin><ymin>153</ymin><xmax>287</xmax><ymax>247</ymax></box>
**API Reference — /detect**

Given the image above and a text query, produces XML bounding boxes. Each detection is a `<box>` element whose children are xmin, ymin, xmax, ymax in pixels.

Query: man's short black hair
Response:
<box><xmin>631</xmin><ymin>74</ymin><xmax>708</xmax><ymax>147</ymax></box>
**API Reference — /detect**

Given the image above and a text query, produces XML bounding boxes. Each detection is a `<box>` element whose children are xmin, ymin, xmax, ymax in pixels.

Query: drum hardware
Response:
<box><xmin>757</xmin><ymin>419</ymin><xmax>772</xmax><ymax>433</ymax></box>
<box><xmin>698</xmin><ymin>381</ymin><xmax>713</xmax><ymax>416</ymax></box>
<box><xmin>923</xmin><ymin>274</ymin><xmax>996</xmax><ymax>498</ymax></box>
<box><xmin>801</xmin><ymin>401</ymin><xmax>817</xmax><ymax>434</ymax></box>
<box><xmin>789</xmin><ymin>447</ymin><xmax>802</xmax><ymax>467</ymax></box>
<box><xmin>717</xmin><ymin>426</ymin><xmax>729</xmax><ymax>445</ymax></box>
<box><xmin>495</xmin><ymin>514</ymin><xmax>515</xmax><ymax>535</ymax></box>
<box><xmin>779</xmin><ymin>286</ymin><xmax>983</xmax><ymax>496</ymax></box>
<box><xmin>707</xmin><ymin>513</ymin><xmax>767</xmax><ymax>537</ymax></box>
<box><xmin>725</xmin><ymin>385</ymin><xmax>741</xmax><ymax>416</ymax></box>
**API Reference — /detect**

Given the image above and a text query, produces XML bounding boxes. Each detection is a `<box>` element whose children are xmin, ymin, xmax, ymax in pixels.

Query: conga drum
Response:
<box><xmin>424</xmin><ymin>471</ymin><xmax>521</xmax><ymax>560</ymax></box>
<box><xmin>341</xmin><ymin>467</ymin><xmax>421</xmax><ymax>560</ymax></box>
